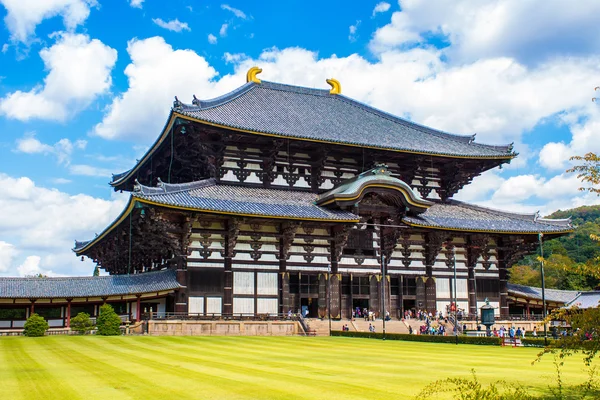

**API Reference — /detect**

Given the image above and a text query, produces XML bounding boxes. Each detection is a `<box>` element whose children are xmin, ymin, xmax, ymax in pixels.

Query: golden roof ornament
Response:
<box><xmin>246</xmin><ymin>66</ymin><xmax>262</xmax><ymax>84</ymax></box>
<box><xmin>326</xmin><ymin>78</ymin><xmax>341</xmax><ymax>95</ymax></box>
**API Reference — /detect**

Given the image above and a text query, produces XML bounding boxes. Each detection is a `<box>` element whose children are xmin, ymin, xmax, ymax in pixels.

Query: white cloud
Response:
<box><xmin>0</xmin><ymin>0</ymin><xmax>98</xmax><ymax>44</ymax></box>
<box><xmin>372</xmin><ymin>2</ymin><xmax>391</xmax><ymax>16</ymax></box>
<box><xmin>349</xmin><ymin>20</ymin><xmax>361</xmax><ymax>42</ymax></box>
<box><xmin>50</xmin><ymin>178</ymin><xmax>72</xmax><ymax>184</ymax></box>
<box><xmin>208</xmin><ymin>33</ymin><xmax>217</xmax><ymax>44</ymax></box>
<box><xmin>93</xmin><ymin>40</ymin><xmax>600</xmax><ymax>152</ymax></box>
<box><xmin>220</xmin><ymin>23</ymin><xmax>228</xmax><ymax>37</ymax></box>
<box><xmin>221</xmin><ymin>4</ymin><xmax>246</xmax><ymax>19</ymax></box>
<box><xmin>129</xmin><ymin>0</ymin><xmax>143</xmax><ymax>9</ymax></box>
<box><xmin>0</xmin><ymin>32</ymin><xmax>117</xmax><ymax>121</ymax></box>
<box><xmin>94</xmin><ymin>36</ymin><xmax>221</xmax><ymax>141</ymax></box>
<box><xmin>0</xmin><ymin>241</ymin><xmax>17</xmax><ymax>273</ymax></box>
<box><xmin>152</xmin><ymin>18</ymin><xmax>191</xmax><ymax>32</ymax></box>
<box><xmin>15</xmin><ymin>134</ymin><xmax>86</xmax><ymax>165</ymax></box>
<box><xmin>0</xmin><ymin>173</ymin><xmax>127</xmax><ymax>276</ymax></box>
<box><xmin>68</xmin><ymin>164</ymin><xmax>113</xmax><ymax>177</ymax></box>
<box><xmin>369</xmin><ymin>0</ymin><xmax>600</xmax><ymax>64</ymax></box>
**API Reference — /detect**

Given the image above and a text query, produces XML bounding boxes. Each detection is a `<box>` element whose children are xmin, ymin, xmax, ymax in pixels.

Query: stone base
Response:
<box><xmin>147</xmin><ymin>320</ymin><xmax>300</xmax><ymax>336</ymax></box>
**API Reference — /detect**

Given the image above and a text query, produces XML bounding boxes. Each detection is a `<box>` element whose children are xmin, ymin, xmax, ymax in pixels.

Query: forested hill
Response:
<box><xmin>509</xmin><ymin>205</ymin><xmax>600</xmax><ymax>291</ymax></box>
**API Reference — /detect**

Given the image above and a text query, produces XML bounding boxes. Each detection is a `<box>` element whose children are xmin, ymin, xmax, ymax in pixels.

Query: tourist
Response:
<box><xmin>515</xmin><ymin>327</ymin><xmax>522</xmax><ymax>338</ymax></box>
<box><xmin>409</xmin><ymin>325</ymin><xmax>413</xmax><ymax>335</ymax></box>
<box><xmin>532</xmin><ymin>327</ymin><xmax>538</xmax><ymax>337</ymax></box>
<box><xmin>521</xmin><ymin>327</ymin><xmax>526</xmax><ymax>339</ymax></box>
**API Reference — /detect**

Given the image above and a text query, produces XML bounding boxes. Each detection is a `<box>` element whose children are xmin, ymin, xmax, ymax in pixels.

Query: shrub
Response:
<box><xmin>331</xmin><ymin>330</ymin><xmax>502</xmax><ymax>345</ymax></box>
<box><xmin>96</xmin><ymin>304</ymin><xmax>122</xmax><ymax>336</ymax></box>
<box><xmin>71</xmin><ymin>312</ymin><xmax>94</xmax><ymax>334</ymax></box>
<box><xmin>23</xmin><ymin>313</ymin><xmax>49</xmax><ymax>337</ymax></box>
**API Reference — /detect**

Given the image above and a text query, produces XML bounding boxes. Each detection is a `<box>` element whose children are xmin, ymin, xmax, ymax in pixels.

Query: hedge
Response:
<box><xmin>331</xmin><ymin>330</ymin><xmax>502</xmax><ymax>345</ymax></box>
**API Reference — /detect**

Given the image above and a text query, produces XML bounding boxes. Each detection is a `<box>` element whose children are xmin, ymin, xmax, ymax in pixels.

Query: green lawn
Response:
<box><xmin>0</xmin><ymin>336</ymin><xmax>593</xmax><ymax>399</ymax></box>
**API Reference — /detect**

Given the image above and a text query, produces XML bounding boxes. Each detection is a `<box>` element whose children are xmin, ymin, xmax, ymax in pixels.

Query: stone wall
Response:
<box><xmin>147</xmin><ymin>320</ymin><xmax>299</xmax><ymax>336</ymax></box>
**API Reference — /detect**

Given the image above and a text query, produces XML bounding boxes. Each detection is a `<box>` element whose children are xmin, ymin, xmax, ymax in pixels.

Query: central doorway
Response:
<box><xmin>352</xmin><ymin>298</ymin><xmax>369</xmax><ymax>318</ymax></box>
<box><xmin>300</xmin><ymin>297</ymin><xmax>318</xmax><ymax>318</ymax></box>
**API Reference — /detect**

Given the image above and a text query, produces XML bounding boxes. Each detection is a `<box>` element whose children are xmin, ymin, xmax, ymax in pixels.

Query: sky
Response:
<box><xmin>1</xmin><ymin>0</ymin><xmax>600</xmax><ymax>277</ymax></box>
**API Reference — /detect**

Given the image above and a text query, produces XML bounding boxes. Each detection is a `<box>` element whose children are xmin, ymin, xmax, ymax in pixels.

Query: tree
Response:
<box><xmin>93</xmin><ymin>266</ymin><xmax>100</xmax><ymax>276</ymax></box>
<box><xmin>568</xmin><ymin>152</ymin><xmax>600</xmax><ymax>196</ymax></box>
<box><xmin>70</xmin><ymin>312</ymin><xmax>94</xmax><ymax>334</ymax></box>
<box><xmin>96</xmin><ymin>304</ymin><xmax>122</xmax><ymax>336</ymax></box>
<box><xmin>23</xmin><ymin>313</ymin><xmax>49</xmax><ymax>337</ymax></box>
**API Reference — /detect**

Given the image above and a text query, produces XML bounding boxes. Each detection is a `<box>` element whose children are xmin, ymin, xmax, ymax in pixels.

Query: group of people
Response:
<box><xmin>491</xmin><ymin>326</ymin><xmax>532</xmax><ymax>338</ymax></box>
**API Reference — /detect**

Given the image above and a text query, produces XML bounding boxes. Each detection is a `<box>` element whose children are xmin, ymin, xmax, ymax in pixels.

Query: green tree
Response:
<box><xmin>568</xmin><ymin>152</ymin><xmax>600</xmax><ymax>196</ymax></box>
<box><xmin>70</xmin><ymin>312</ymin><xmax>94</xmax><ymax>334</ymax></box>
<box><xmin>23</xmin><ymin>313</ymin><xmax>49</xmax><ymax>337</ymax></box>
<box><xmin>96</xmin><ymin>304</ymin><xmax>122</xmax><ymax>336</ymax></box>
<box><xmin>93</xmin><ymin>266</ymin><xmax>100</xmax><ymax>276</ymax></box>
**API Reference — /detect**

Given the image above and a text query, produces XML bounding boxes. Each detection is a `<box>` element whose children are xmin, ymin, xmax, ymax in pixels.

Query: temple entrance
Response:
<box><xmin>403</xmin><ymin>299</ymin><xmax>416</xmax><ymax>316</ymax></box>
<box><xmin>352</xmin><ymin>298</ymin><xmax>369</xmax><ymax>318</ymax></box>
<box><xmin>300</xmin><ymin>298</ymin><xmax>318</xmax><ymax>318</ymax></box>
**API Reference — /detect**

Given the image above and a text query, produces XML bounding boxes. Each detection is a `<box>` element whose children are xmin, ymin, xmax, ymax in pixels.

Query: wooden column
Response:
<box><xmin>369</xmin><ymin>275</ymin><xmax>380</xmax><ymax>315</ymax></box>
<box><xmin>416</xmin><ymin>277</ymin><xmax>426</xmax><ymax>311</ymax></box>
<box><xmin>425</xmin><ymin>277</ymin><xmax>436</xmax><ymax>312</ymax></box>
<box><xmin>175</xmin><ymin>257</ymin><xmax>188</xmax><ymax>314</ymax></box>
<box><xmin>29</xmin><ymin>299</ymin><xmax>36</xmax><ymax>316</ymax></box>
<box><xmin>223</xmin><ymin>218</ymin><xmax>240</xmax><ymax>317</ymax></box>
<box><xmin>136</xmin><ymin>295</ymin><xmax>141</xmax><ymax>322</ymax></box>
<box><xmin>329</xmin><ymin>274</ymin><xmax>341</xmax><ymax>319</ymax></box>
<box><xmin>66</xmin><ymin>299</ymin><xmax>72</xmax><ymax>328</ymax></box>
<box><xmin>467</xmin><ymin>264</ymin><xmax>477</xmax><ymax>317</ymax></box>
<box><xmin>279</xmin><ymin>222</ymin><xmax>299</xmax><ymax>314</ymax></box>
<box><xmin>498</xmin><ymin>264</ymin><xmax>509</xmax><ymax>318</ymax></box>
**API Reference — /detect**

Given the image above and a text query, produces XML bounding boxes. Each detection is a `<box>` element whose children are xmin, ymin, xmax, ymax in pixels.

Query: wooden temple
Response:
<box><xmin>68</xmin><ymin>67</ymin><xmax>573</xmax><ymax>321</ymax></box>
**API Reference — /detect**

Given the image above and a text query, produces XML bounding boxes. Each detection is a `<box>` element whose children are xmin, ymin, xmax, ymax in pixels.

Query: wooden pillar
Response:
<box><xmin>29</xmin><ymin>299</ymin><xmax>36</xmax><ymax>316</ymax></box>
<box><xmin>425</xmin><ymin>277</ymin><xmax>436</xmax><ymax>313</ymax></box>
<box><xmin>329</xmin><ymin>274</ymin><xmax>341</xmax><ymax>319</ymax></box>
<box><xmin>318</xmin><ymin>273</ymin><xmax>327</xmax><ymax>318</ymax></box>
<box><xmin>467</xmin><ymin>264</ymin><xmax>477</xmax><ymax>317</ymax></box>
<box><xmin>279</xmin><ymin>228</ymin><xmax>289</xmax><ymax>314</ymax></box>
<box><xmin>369</xmin><ymin>275</ymin><xmax>380</xmax><ymax>315</ymax></box>
<box><xmin>416</xmin><ymin>277</ymin><xmax>426</xmax><ymax>311</ymax></box>
<box><xmin>66</xmin><ymin>299</ymin><xmax>72</xmax><ymax>328</ymax></box>
<box><xmin>136</xmin><ymin>295</ymin><xmax>141</xmax><ymax>322</ymax></box>
<box><xmin>175</xmin><ymin>257</ymin><xmax>188</xmax><ymax>314</ymax></box>
<box><xmin>498</xmin><ymin>264</ymin><xmax>509</xmax><ymax>318</ymax></box>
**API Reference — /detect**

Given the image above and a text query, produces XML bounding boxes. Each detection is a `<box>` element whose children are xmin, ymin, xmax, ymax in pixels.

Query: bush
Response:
<box><xmin>331</xmin><ymin>330</ymin><xmax>502</xmax><ymax>345</ymax></box>
<box><xmin>71</xmin><ymin>312</ymin><xmax>94</xmax><ymax>334</ymax></box>
<box><xmin>23</xmin><ymin>313</ymin><xmax>49</xmax><ymax>337</ymax></box>
<box><xmin>96</xmin><ymin>304</ymin><xmax>122</xmax><ymax>336</ymax></box>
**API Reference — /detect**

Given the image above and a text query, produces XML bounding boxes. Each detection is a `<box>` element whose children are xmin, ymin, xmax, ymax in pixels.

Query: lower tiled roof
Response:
<box><xmin>403</xmin><ymin>200</ymin><xmax>573</xmax><ymax>233</ymax></box>
<box><xmin>0</xmin><ymin>269</ymin><xmax>180</xmax><ymax>299</ymax></box>
<box><xmin>565</xmin><ymin>291</ymin><xmax>600</xmax><ymax>309</ymax></box>
<box><xmin>507</xmin><ymin>283</ymin><xmax>579</xmax><ymax>304</ymax></box>
<box><xmin>134</xmin><ymin>178</ymin><xmax>359</xmax><ymax>221</ymax></box>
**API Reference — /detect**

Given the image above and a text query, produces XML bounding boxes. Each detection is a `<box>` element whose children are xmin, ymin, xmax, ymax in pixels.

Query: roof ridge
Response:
<box><xmin>450</xmin><ymin>200</ymin><xmax>571</xmax><ymax>227</ymax></box>
<box><xmin>134</xmin><ymin>178</ymin><xmax>217</xmax><ymax>196</ymax></box>
<box><xmin>176</xmin><ymin>82</ymin><xmax>256</xmax><ymax>111</ymax></box>
<box><xmin>0</xmin><ymin>269</ymin><xmax>174</xmax><ymax>280</ymax></box>
<box><xmin>335</xmin><ymin>95</ymin><xmax>514</xmax><ymax>153</ymax></box>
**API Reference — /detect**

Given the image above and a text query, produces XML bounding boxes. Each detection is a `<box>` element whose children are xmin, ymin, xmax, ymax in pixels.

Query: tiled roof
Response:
<box><xmin>507</xmin><ymin>283</ymin><xmax>579</xmax><ymax>304</ymax></box>
<box><xmin>0</xmin><ymin>269</ymin><xmax>180</xmax><ymax>299</ymax></box>
<box><xmin>133</xmin><ymin>178</ymin><xmax>359</xmax><ymax>221</ymax></box>
<box><xmin>565</xmin><ymin>291</ymin><xmax>600</xmax><ymax>309</ymax></box>
<box><xmin>176</xmin><ymin>81</ymin><xmax>514</xmax><ymax>159</ymax></box>
<box><xmin>403</xmin><ymin>200</ymin><xmax>573</xmax><ymax>233</ymax></box>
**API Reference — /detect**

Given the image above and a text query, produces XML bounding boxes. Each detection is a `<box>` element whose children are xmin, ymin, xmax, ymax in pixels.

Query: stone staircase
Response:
<box><xmin>351</xmin><ymin>319</ymin><xmax>410</xmax><ymax>334</ymax></box>
<box><xmin>303</xmin><ymin>319</ymin><xmax>355</xmax><ymax>336</ymax></box>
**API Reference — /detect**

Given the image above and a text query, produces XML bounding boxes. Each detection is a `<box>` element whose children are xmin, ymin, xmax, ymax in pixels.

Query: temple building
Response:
<box><xmin>0</xmin><ymin>68</ymin><xmax>575</xmax><ymax>328</ymax></box>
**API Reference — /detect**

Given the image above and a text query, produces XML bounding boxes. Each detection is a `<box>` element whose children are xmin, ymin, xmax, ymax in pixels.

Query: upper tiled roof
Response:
<box><xmin>507</xmin><ymin>283</ymin><xmax>579</xmax><ymax>304</ymax></box>
<box><xmin>133</xmin><ymin>178</ymin><xmax>359</xmax><ymax>222</ymax></box>
<box><xmin>403</xmin><ymin>200</ymin><xmax>573</xmax><ymax>234</ymax></box>
<box><xmin>176</xmin><ymin>81</ymin><xmax>514</xmax><ymax>159</ymax></box>
<box><xmin>565</xmin><ymin>291</ymin><xmax>600</xmax><ymax>309</ymax></box>
<box><xmin>0</xmin><ymin>269</ymin><xmax>180</xmax><ymax>299</ymax></box>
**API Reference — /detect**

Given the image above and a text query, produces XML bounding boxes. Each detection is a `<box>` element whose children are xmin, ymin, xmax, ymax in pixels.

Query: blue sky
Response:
<box><xmin>1</xmin><ymin>0</ymin><xmax>600</xmax><ymax>277</ymax></box>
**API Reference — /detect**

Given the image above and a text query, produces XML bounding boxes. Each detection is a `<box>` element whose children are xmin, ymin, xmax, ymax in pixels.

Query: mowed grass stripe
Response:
<box><xmin>56</xmin><ymin>337</ymin><xmax>280</xmax><ymax>400</ymax></box>
<box><xmin>91</xmin><ymin>336</ymin><xmax>382</xmax><ymax>400</ymax></box>
<box><xmin>1</xmin><ymin>338</ymin><xmax>81</xmax><ymax>400</ymax></box>
<box><xmin>0</xmin><ymin>336</ymin><xmax>594</xmax><ymax>400</ymax></box>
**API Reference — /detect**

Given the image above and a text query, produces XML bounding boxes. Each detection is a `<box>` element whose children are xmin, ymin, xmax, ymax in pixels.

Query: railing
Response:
<box><xmin>144</xmin><ymin>312</ymin><xmax>304</xmax><ymax>323</ymax></box>
<box><xmin>458</xmin><ymin>313</ymin><xmax>545</xmax><ymax>322</ymax></box>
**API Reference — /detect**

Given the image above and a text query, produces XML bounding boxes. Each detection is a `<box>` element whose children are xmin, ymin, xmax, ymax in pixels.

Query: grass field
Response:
<box><xmin>0</xmin><ymin>335</ymin><xmax>593</xmax><ymax>399</ymax></box>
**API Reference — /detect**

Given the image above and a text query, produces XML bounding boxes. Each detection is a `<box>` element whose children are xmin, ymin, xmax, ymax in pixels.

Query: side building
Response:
<box><xmin>2</xmin><ymin>68</ymin><xmax>573</xmax><ymax>328</ymax></box>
